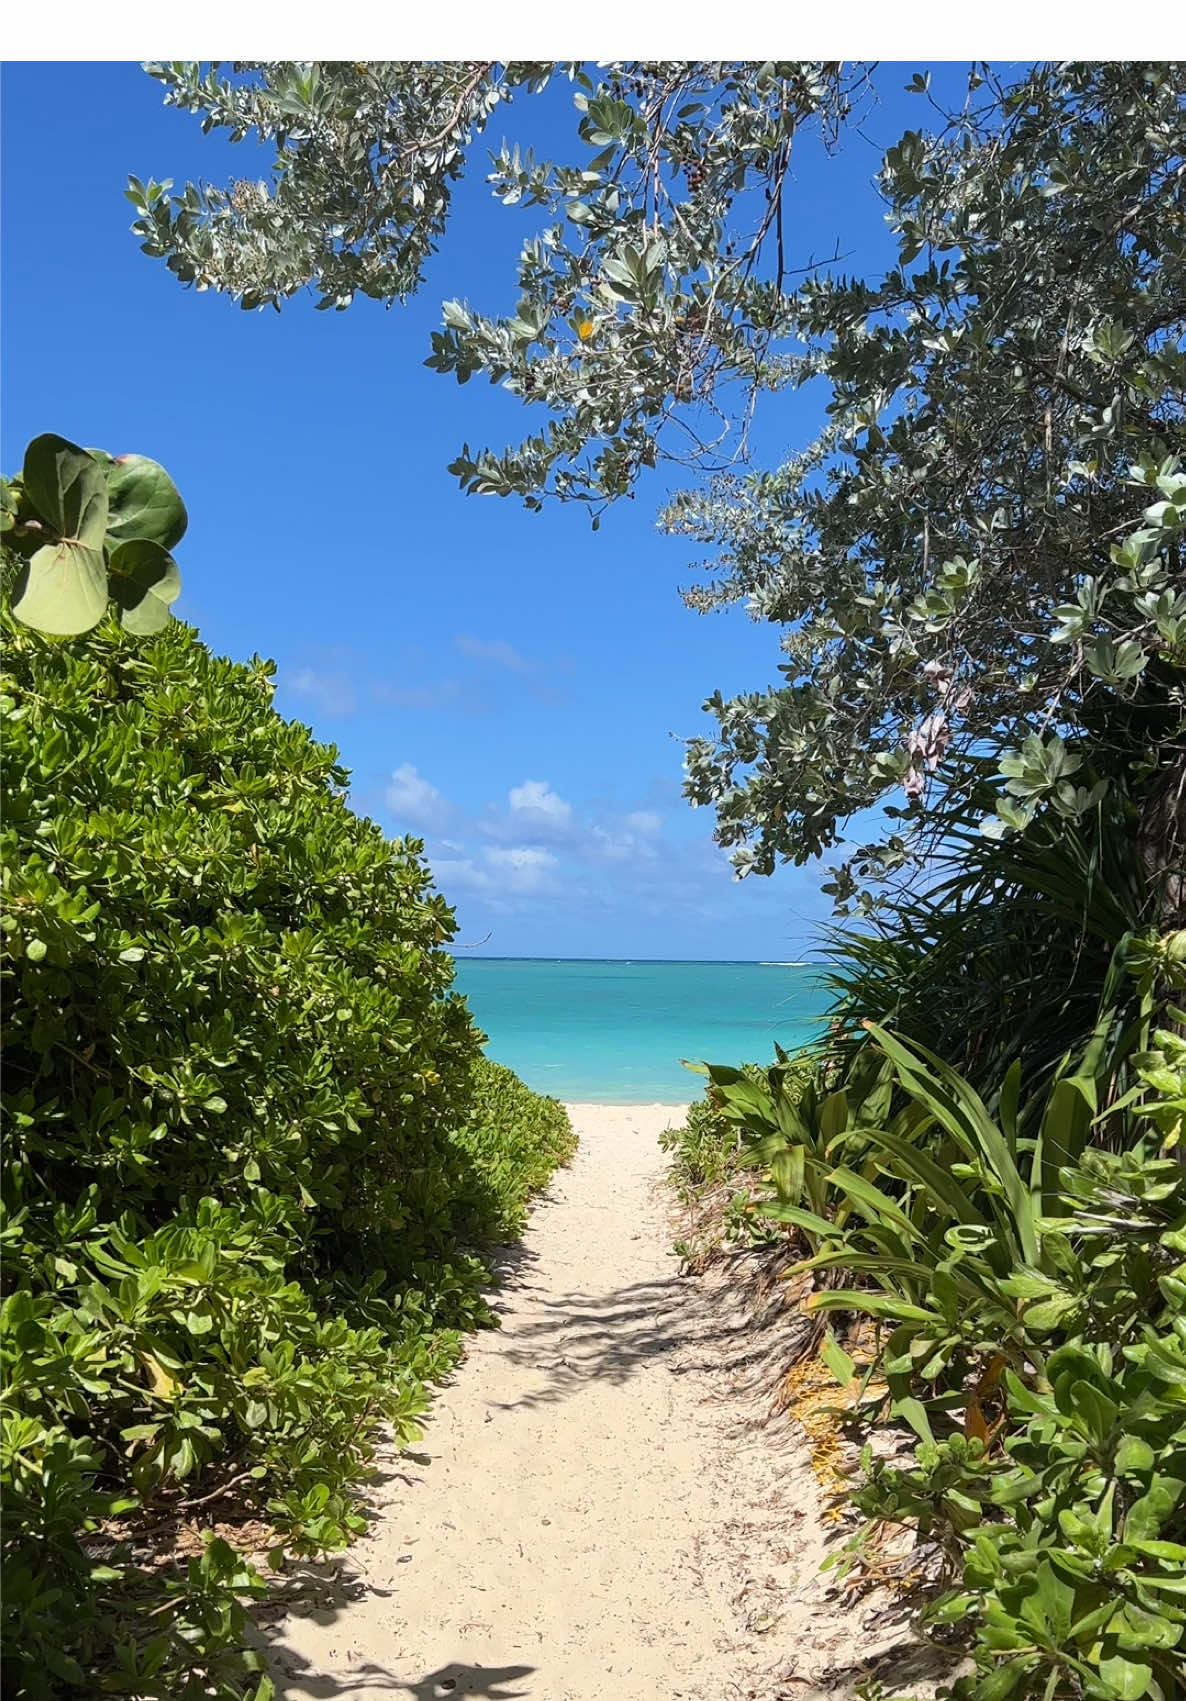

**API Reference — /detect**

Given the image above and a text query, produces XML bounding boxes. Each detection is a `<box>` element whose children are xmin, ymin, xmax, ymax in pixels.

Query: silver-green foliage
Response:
<box><xmin>669</xmin><ymin>62</ymin><xmax>1186</xmax><ymax>886</ymax></box>
<box><xmin>132</xmin><ymin>61</ymin><xmax>1185</xmax><ymax>901</ymax></box>
<box><xmin>130</xmin><ymin>60</ymin><xmax>857</xmax><ymax>512</ymax></box>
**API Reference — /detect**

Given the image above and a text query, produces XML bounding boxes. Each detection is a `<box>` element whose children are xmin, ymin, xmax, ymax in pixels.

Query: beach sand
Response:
<box><xmin>261</xmin><ymin>1103</ymin><xmax>926</xmax><ymax>1700</ymax></box>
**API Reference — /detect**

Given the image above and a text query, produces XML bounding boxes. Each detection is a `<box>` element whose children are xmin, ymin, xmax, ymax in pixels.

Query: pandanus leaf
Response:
<box><xmin>860</xmin><ymin>1124</ymin><xmax>989</xmax><ymax>1228</ymax></box>
<box><xmin>864</xmin><ymin>1022</ymin><xmax>1039</xmax><ymax>1264</ymax></box>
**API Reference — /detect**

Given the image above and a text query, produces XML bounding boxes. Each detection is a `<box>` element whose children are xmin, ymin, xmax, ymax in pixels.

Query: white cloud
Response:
<box><xmin>432</xmin><ymin>844</ymin><xmax>561</xmax><ymax>900</ymax></box>
<box><xmin>587</xmin><ymin>820</ymin><xmax>661</xmax><ymax>864</ymax></box>
<box><xmin>625</xmin><ymin>810</ymin><xmax>662</xmax><ymax>837</ymax></box>
<box><xmin>508</xmin><ymin>779</ymin><xmax>573</xmax><ymax>829</ymax></box>
<box><xmin>430</xmin><ymin>857</ymin><xmax>490</xmax><ymax>894</ymax></box>
<box><xmin>385</xmin><ymin>763</ymin><xmax>451</xmax><ymax>829</ymax></box>
<box><xmin>486</xmin><ymin>845</ymin><xmax>560</xmax><ymax>892</ymax></box>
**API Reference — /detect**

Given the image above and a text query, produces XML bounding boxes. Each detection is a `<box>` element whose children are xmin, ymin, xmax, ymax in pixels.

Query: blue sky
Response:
<box><xmin>2</xmin><ymin>61</ymin><xmax>971</xmax><ymax>958</ymax></box>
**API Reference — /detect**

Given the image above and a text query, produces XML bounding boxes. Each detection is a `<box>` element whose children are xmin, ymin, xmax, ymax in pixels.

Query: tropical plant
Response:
<box><xmin>1</xmin><ymin>434</ymin><xmax>185</xmax><ymax>636</ymax></box>
<box><xmin>128</xmin><ymin>60</ymin><xmax>858</xmax><ymax>512</ymax></box>
<box><xmin>781</xmin><ymin>1009</ymin><xmax>1186</xmax><ymax>1701</ymax></box>
<box><xmin>0</xmin><ymin>479</ymin><xmax>576</xmax><ymax>1697</ymax></box>
<box><xmin>691</xmin><ymin>1043</ymin><xmax>893</xmax><ymax>1244</ymax></box>
<box><xmin>448</xmin><ymin>1057</ymin><xmax>578</xmax><ymax>1242</ymax></box>
<box><xmin>821</xmin><ymin>762</ymin><xmax>1157</xmax><ymax>1102</ymax></box>
<box><xmin>850</xmin><ymin>1329</ymin><xmax>1186</xmax><ymax>1701</ymax></box>
<box><xmin>793</xmin><ymin>1016</ymin><xmax>1186</xmax><ymax>1423</ymax></box>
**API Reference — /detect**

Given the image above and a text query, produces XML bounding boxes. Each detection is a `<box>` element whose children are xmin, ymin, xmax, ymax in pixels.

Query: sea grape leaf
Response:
<box><xmin>22</xmin><ymin>433</ymin><xmax>108</xmax><ymax>547</ymax></box>
<box><xmin>108</xmin><ymin>538</ymin><xmax>182</xmax><ymax>633</ymax></box>
<box><xmin>105</xmin><ymin>454</ymin><xmax>188</xmax><ymax>548</ymax></box>
<box><xmin>12</xmin><ymin>539</ymin><xmax>109</xmax><ymax>635</ymax></box>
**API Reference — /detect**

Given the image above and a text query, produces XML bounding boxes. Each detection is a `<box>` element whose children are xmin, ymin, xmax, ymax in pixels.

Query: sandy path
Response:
<box><xmin>264</xmin><ymin>1105</ymin><xmax>917</xmax><ymax>1701</ymax></box>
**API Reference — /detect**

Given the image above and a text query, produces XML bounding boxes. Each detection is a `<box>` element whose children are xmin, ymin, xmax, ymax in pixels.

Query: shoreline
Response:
<box><xmin>561</xmin><ymin>1098</ymin><xmax>691</xmax><ymax>1113</ymax></box>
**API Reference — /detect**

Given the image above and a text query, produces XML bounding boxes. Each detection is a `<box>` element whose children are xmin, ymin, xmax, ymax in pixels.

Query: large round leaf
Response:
<box><xmin>12</xmin><ymin>539</ymin><xmax>109</xmax><ymax>635</ymax></box>
<box><xmin>22</xmin><ymin>434</ymin><xmax>108</xmax><ymax>548</ymax></box>
<box><xmin>105</xmin><ymin>455</ymin><xmax>188</xmax><ymax>549</ymax></box>
<box><xmin>108</xmin><ymin>538</ymin><xmax>182</xmax><ymax>634</ymax></box>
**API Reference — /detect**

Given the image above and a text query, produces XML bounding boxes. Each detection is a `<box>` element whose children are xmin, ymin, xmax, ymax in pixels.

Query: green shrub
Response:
<box><xmin>661</xmin><ymin>1053</ymin><xmax>823</xmax><ymax>1262</ymax></box>
<box><xmin>681</xmin><ymin>963</ymin><xmax>1186</xmax><ymax>1698</ymax></box>
<box><xmin>805</xmin><ymin>1022</ymin><xmax>1185</xmax><ymax>1699</ymax></box>
<box><xmin>662</xmin><ymin>1057</ymin><xmax>818</xmax><ymax>1199</ymax></box>
<box><xmin>0</xmin><ymin>601</ymin><xmax>573</xmax><ymax>1698</ymax></box>
<box><xmin>449</xmin><ymin>1057</ymin><xmax>576</xmax><ymax>1242</ymax></box>
<box><xmin>660</xmin><ymin>1078</ymin><xmax>754</xmax><ymax>1200</ymax></box>
<box><xmin>845</xmin><ymin>1326</ymin><xmax>1186</xmax><ymax>1701</ymax></box>
<box><xmin>1</xmin><ymin>612</ymin><xmax>485</xmax><ymax>1275</ymax></box>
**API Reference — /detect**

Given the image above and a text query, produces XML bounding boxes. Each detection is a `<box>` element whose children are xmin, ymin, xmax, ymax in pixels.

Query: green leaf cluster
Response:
<box><xmin>673</xmin><ymin>63</ymin><xmax>1185</xmax><ymax>890</ymax></box>
<box><xmin>2</xmin><ymin>435</ymin><xmax>185</xmax><ymax>637</ymax></box>
<box><xmin>448</xmin><ymin>1058</ymin><xmax>578</xmax><ymax>1242</ymax></box>
<box><xmin>0</xmin><ymin>599</ymin><xmax>574</xmax><ymax>1697</ymax></box>
<box><xmin>134</xmin><ymin>61</ymin><xmax>858</xmax><ymax>512</ymax></box>
<box><xmin>130</xmin><ymin>64</ymin><xmax>1184</xmax><ymax>916</ymax></box>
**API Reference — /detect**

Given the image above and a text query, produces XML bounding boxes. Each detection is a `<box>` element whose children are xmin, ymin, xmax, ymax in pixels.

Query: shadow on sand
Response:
<box><xmin>255</xmin><ymin>1565</ymin><xmax>535</xmax><ymax>1697</ymax></box>
<box><xmin>269</xmin><ymin>1652</ymin><xmax>535</xmax><ymax>1700</ymax></box>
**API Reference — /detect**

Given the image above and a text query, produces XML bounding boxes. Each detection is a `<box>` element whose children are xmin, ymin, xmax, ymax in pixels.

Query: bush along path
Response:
<box><xmin>0</xmin><ymin>540</ymin><xmax>577</xmax><ymax>1701</ymax></box>
<box><xmin>668</xmin><ymin>974</ymin><xmax>1186</xmax><ymax>1701</ymax></box>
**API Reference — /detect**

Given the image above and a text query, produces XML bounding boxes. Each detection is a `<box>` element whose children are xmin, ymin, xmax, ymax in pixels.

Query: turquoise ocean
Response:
<box><xmin>452</xmin><ymin>958</ymin><xmax>831</xmax><ymax>1105</ymax></box>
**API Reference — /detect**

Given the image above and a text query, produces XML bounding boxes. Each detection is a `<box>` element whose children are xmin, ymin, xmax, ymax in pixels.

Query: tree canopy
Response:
<box><xmin>132</xmin><ymin>60</ymin><xmax>1185</xmax><ymax>909</ymax></box>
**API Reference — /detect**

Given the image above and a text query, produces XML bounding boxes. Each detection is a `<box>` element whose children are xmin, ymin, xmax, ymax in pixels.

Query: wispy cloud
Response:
<box><xmin>372</xmin><ymin>678</ymin><xmax>494</xmax><ymax>716</ymax></box>
<box><xmin>453</xmin><ymin>634</ymin><xmax>570</xmax><ymax>707</ymax></box>
<box><xmin>385</xmin><ymin>763</ymin><xmax>452</xmax><ymax>830</ymax></box>
<box><xmin>486</xmin><ymin>846</ymin><xmax>562</xmax><ymax>892</ymax></box>
<box><xmin>454</xmin><ymin>635</ymin><xmax>532</xmax><ymax>674</ymax></box>
<box><xmin>280</xmin><ymin>646</ymin><xmax>512</xmax><ymax>724</ymax></box>
<box><xmin>586</xmin><ymin>821</ymin><xmax>661</xmax><ymax>864</ymax></box>
<box><xmin>286</xmin><ymin>665</ymin><xmax>359</xmax><ymax>719</ymax></box>
<box><xmin>433</xmin><ymin>844</ymin><xmax>562</xmax><ymax>901</ymax></box>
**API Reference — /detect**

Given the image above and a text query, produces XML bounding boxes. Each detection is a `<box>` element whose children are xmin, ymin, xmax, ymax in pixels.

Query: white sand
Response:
<box><xmin>263</xmin><ymin>1104</ymin><xmax>929</xmax><ymax>1701</ymax></box>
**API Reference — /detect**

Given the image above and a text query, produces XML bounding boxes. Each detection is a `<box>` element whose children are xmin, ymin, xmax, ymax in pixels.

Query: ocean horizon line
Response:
<box><xmin>455</xmin><ymin>955</ymin><xmax>822</xmax><ymax>965</ymax></box>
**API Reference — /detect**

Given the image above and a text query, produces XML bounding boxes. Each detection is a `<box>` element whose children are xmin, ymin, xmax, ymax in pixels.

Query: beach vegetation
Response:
<box><xmin>0</xmin><ymin>478</ymin><xmax>576</xmax><ymax>1699</ymax></box>
<box><xmin>5</xmin><ymin>52</ymin><xmax>1183</xmax><ymax>1701</ymax></box>
<box><xmin>450</xmin><ymin>1058</ymin><xmax>577</xmax><ymax>1241</ymax></box>
<box><xmin>677</xmin><ymin>966</ymin><xmax>1185</xmax><ymax>1697</ymax></box>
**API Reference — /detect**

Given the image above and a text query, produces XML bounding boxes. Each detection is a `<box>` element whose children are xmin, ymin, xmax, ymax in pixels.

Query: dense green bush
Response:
<box><xmin>450</xmin><ymin>1057</ymin><xmax>577</xmax><ymax>1241</ymax></box>
<box><xmin>0</xmin><ymin>603</ymin><xmax>574</xmax><ymax>1699</ymax></box>
<box><xmin>660</xmin><ymin>1054</ymin><xmax>821</xmax><ymax>1263</ymax></box>
<box><xmin>660</xmin><ymin>1067</ymin><xmax>763</xmax><ymax>1201</ymax></box>
<box><xmin>2</xmin><ymin>610</ymin><xmax>484</xmax><ymax>1272</ymax></box>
